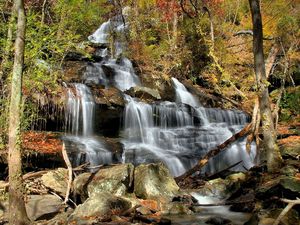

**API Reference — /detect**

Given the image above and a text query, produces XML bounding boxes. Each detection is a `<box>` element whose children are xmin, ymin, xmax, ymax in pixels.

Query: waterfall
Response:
<box><xmin>122</xmin><ymin>80</ymin><xmax>256</xmax><ymax>177</ymax></box>
<box><xmin>171</xmin><ymin>78</ymin><xmax>200</xmax><ymax>108</ymax></box>
<box><xmin>64</xmin><ymin>83</ymin><xmax>112</xmax><ymax>168</ymax></box>
<box><xmin>85</xmin><ymin>16</ymin><xmax>140</xmax><ymax>91</ymax></box>
<box><xmin>63</xmin><ymin>11</ymin><xmax>255</xmax><ymax>176</ymax></box>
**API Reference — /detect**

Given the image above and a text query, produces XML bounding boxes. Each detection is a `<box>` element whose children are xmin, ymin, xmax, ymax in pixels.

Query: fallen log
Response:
<box><xmin>175</xmin><ymin>123</ymin><xmax>251</xmax><ymax>183</ymax></box>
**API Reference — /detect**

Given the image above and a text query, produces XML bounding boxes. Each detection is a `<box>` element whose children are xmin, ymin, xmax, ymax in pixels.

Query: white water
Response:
<box><xmin>64</xmin><ymin>83</ymin><xmax>112</xmax><ymax>167</ymax></box>
<box><xmin>65</xmin><ymin>12</ymin><xmax>256</xmax><ymax>176</ymax></box>
<box><xmin>121</xmin><ymin>79</ymin><xmax>256</xmax><ymax>177</ymax></box>
<box><xmin>86</xmin><ymin>16</ymin><xmax>140</xmax><ymax>91</ymax></box>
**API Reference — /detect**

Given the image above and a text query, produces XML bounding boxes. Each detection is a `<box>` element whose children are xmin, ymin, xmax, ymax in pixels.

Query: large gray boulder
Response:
<box><xmin>74</xmin><ymin>164</ymin><xmax>134</xmax><ymax>199</ymax></box>
<box><xmin>25</xmin><ymin>195</ymin><xmax>63</xmax><ymax>221</ymax></box>
<box><xmin>68</xmin><ymin>192</ymin><xmax>131</xmax><ymax>224</ymax></box>
<box><xmin>134</xmin><ymin>163</ymin><xmax>179</xmax><ymax>200</ymax></box>
<box><xmin>41</xmin><ymin>168</ymin><xmax>68</xmax><ymax>196</ymax></box>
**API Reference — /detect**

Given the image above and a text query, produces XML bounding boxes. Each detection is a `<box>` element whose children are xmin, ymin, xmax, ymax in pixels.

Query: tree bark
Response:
<box><xmin>8</xmin><ymin>0</ymin><xmax>30</xmax><ymax>224</ymax></box>
<box><xmin>248</xmin><ymin>0</ymin><xmax>282</xmax><ymax>172</ymax></box>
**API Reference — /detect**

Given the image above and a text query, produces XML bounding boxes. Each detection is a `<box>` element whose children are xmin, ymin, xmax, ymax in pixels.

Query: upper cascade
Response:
<box><xmin>171</xmin><ymin>78</ymin><xmax>200</xmax><ymax>108</ymax></box>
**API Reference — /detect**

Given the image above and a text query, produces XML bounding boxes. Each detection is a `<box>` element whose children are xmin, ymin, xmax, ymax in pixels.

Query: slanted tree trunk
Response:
<box><xmin>248</xmin><ymin>0</ymin><xmax>282</xmax><ymax>172</ymax></box>
<box><xmin>8</xmin><ymin>0</ymin><xmax>30</xmax><ymax>224</ymax></box>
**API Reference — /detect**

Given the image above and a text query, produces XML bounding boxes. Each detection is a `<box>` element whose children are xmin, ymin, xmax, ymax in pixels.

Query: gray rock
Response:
<box><xmin>41</xmin><ymin>168</ymin><xmax>68</xmax><ymax>196</ymax></box>
<box><xmin>134</xmin><ymin>163</ymin><xmax>179</xmax><ymax>200</ymax></box>
<box><xmin>68</xmin><ymin>192</ymin><xmax>131</xmax><ymax>224</ymax></box>
<box><xmin>161</xmin><ymin>202</ymin><xmax>193</xmax><ymax>215</ymax></box>
<box><xmin>25</xmin><ymin>195</ymin><xmax>63</xmax><ymax>221</ymax></box>
<box><xmin>74</xmin><ymin>164</ymin><xmax>134</xmax><ymax>199</ymax></box>
<box><xmin>125</xmin><ymin>86</ymin><xmax>161</xmax><ymax>101</ymax></box>
<box><xmin>73</xmin><ymin>172</ymin><xmax>92</xmax><ymax>201</ymax></box>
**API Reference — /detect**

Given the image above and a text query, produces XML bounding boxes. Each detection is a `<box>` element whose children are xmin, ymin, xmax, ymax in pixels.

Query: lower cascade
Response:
<box><xmin>122</xmin><ymin>87</ymin><xmax>255</xmax><ymax>177</ymax></box>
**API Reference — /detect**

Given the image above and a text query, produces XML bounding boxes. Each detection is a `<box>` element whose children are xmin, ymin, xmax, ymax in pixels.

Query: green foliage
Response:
<box><xmin>280</xmin><ymin>87</ymin><xmax>300</xmax><ymax>120</ymax></box>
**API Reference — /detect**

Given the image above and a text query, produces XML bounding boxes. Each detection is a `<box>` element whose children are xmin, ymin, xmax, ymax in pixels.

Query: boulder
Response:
<box><xmin>25</xmin><ymin>195</ymin><xmax>63</xmax><ymax>221</ymax></box>
<box><xmin>161</xmin><ymin>202</ymin><xmax>193</xmax><ymax>215</ymax></box>
<box><xmin>73</xmin><ymin>172</ymin><xmax>92</xmax><ymax>201</ymax></box>
<box><xmin>278</xmin><ymin>136</ymin><xmax>300</xmax><ymax>159</ymax></box>
<box><xmin>92</xmin><ymin>87</ymin><xmax>125</xmax><ymax>107</ymax></box>
<box><xmin>77</xmin><ymin>164</ymin><xmax>134</xmax><ymax>197</ymax></box>
<box><xmin>134</xmin><ymin>163</ymin><xmax>179</xmax><ymax>200</ymax></box>
<box><xmin>68</xmin><ymin>192</ymin><xmax>131</xmax><ymax>224</ymax></box>
<box><xmin>41</xmin><ymin>168</ymin><xmax>68</xmax><ymax>196</ymax></box>
<box><xmin>194</xmin><ymin>172</ymin><xmax>246</xmax><ymax>199</ymax></box>
<box><xmin>125</xmin><ymin>86</ymin><xmax>161</xmax><ymax>101</ymax></box>
<box><xmin>205</xmin><ymin>217</ymin><xmax>233</xmax><ymax>225</ymax></box>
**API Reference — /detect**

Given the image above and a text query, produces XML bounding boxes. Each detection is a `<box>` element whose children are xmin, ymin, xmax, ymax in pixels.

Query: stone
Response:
<box><xmin>161</xmin><ymin>202</ymin><xmax>193</xmax><ymax>215</ymax></box>
<box><xmin>25</xmin><ymin>195</ymin><xmax>63</xmax><ymax>221</ymax></box>
<box><xmin>68</xmin><ymin>192</ymin><xmax>131</xmax><ymax>224</ymax></box>
<box><xmin>125</xmin><ymin>86</ymin><xmax>161</xmax><ymax>101</ymax></box>
<box><xmin>74</xmin><ymin>164</ymin><xmax>135</xmax><ymax>200</ymax></box>
<box><xmin>278</xmin><ymin>136</ymin><xmax>300</xmax><ymax>159</ymax></box>
<box><xmin>205</xmin><ymin>217</ymin><xmax>232</xmax><ymax>225</ymax></box>
<box><xmin>93</xmin><ymin>87</ymin><xmax>125</xmax><ymax>107</ymax></box>
<box><xmin>136</xmin><ymin>206</ymin><xmax>152</xmax><ymax>215</ymax></box>
<box><xmin>41</xmin><ymin>168</ymin><xmax>68</xmax><ymax>196</ymax></box>
<box><xmin>73</xmin><ymin>172</ymin><xmax>92</xmax><ymax>201</ymax></box>
<box><xmin>87</xmin><ymin>163</ymin><xmax>134</xmax><ymax>197</ymax></box>
<box><xmin>134</xmin><ymin>163</ymin><xmax>179</xmax><ymax>200</ymax></box>
<box><xmin>194</xmin><ymin>173</ymin><xmax>247</xmax><ymax>199</ymax></box>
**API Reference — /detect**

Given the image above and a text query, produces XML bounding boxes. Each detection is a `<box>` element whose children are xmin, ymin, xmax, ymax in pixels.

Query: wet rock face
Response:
<box><xmin>68</xmin><ymin>192</ymin><xmax>131</xmax><ymax>224</ymax></box>
<box><xmin>134</xmin><ymin>163</ymin><xmax>180</xmax><ymax>200</ymax></box>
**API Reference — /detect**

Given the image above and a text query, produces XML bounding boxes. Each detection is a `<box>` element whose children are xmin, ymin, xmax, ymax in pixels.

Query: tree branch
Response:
<box><xmin>175</xmin><ymin>123</ymin><xmax>252</xmax><ymax>182</ymax></box>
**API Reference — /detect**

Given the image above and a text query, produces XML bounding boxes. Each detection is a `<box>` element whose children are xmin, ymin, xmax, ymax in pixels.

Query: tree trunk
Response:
<box><xmin>248</xmin><ymin>0</ymin><xmax>282</xmax><ymax>172</ymax></box>
<box><xmin>8</xmin><ymin>0</ymin><xmax>30</xmax><ymax>224</ymax></box>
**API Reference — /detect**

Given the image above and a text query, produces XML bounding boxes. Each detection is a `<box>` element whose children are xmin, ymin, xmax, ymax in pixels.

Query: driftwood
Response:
<box><xmin>274</xmin><ymin>198</ymin><xmax>300</xmax><ymax>225</ymax></box>
<box><xmin>62</xmin><ymin>143</ymin><xmax>73</xmax><ymax>204</ymax></box>
<box><xmin>175</xmin><ymin>123</ymin><xmax>251</xmax><ymax>182</ymax></box>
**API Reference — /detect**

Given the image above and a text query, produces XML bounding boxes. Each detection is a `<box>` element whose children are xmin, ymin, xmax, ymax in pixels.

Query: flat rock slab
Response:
<box><xmin>26</xmin><ymin>195</ymin><xmax>63</xmax><ymax>221</ymax></box>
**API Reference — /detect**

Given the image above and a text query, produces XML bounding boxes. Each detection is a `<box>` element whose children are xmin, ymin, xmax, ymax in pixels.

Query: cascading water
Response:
<box><xmin>85</xmin><ymin>14</ymin><xmax>140</xmax><ymax>91</ymax></box>
<box><xmin>64</xmin><ymin>9</ymin><xmax>255</xmax><ymax>176</ymax></box>
<box><xmin>64</xmin><ymin>83</ymin><xmax>112</xmax><ymax>168</ymax></box>
<box><xmin>122</xmin><ymin>79</ymin><xmax>256</xmax><ymax>177</ymax></box>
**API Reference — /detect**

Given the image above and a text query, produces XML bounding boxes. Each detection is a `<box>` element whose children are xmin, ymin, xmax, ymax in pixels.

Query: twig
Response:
<box><xmin>274</xmin><ymin>198</ymin><xmax>300</xmax><ymax>225</ymax></box>
<box><xmin>62</xmin><ymin>143</ymin><xmax>73</xmax><ymax>204</ymax></box>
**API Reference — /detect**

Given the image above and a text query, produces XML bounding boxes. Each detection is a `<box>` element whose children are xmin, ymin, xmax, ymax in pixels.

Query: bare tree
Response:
<box><xmin>248</xmin><ymin>0</ymin><xmax>282</xmax><ymax>172</ymax></box>
<box><xmin>8</xmin><ymin>0</ymin><xmax>30</xmax><ymax>224</ymax></box>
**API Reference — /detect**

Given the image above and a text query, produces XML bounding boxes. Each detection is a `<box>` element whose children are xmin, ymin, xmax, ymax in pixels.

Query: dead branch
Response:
<box><xmin>175</xmin><ymin>123</ymin><xmax>251</xmax><ymax>182</ymax></box>
<box><xmin>274</xmin><ymin>198</ymin><xmax>300</xmax><ymax>225</ymax></box>
<box><xmin>62</xmin><ymin>143</ymin><xmax>73</xmax><ymax>204</ymax></box>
